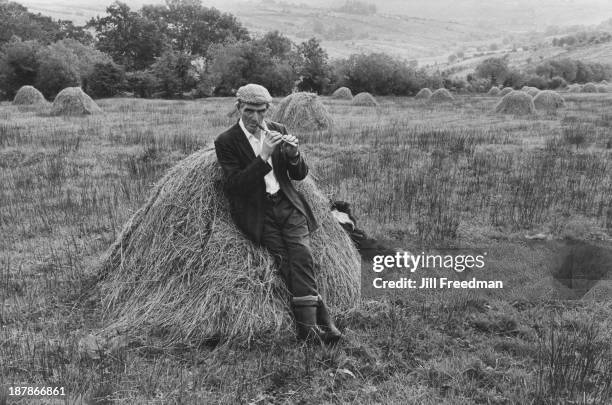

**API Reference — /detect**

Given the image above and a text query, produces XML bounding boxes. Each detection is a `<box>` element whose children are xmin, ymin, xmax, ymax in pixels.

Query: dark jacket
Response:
<box><xmin>214</xmin><ymin>120</ymin><xmax>319</xmax><ymax>244</ymax></box>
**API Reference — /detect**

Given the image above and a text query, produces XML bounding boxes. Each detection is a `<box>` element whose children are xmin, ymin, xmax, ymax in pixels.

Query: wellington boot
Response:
<box><xmin>316</xmin><ymin>298</ymin><xmax>342</xmax><ymax>343</ymax></box>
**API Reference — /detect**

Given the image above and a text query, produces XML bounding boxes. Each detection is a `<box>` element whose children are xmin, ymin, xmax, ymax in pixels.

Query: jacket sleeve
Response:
<box><xmin>214</xmin><ymin>138</ymin><xmax>272</xmax><ymax>196</ymax></box>
<box><xmin>272</xmin><ymin>122</ymin><xmax>309</xmax><ymax>181</ymax></box>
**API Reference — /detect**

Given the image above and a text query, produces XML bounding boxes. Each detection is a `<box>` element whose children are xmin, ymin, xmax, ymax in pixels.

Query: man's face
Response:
<box><xmin>239</xmin><ymin>102</ymin><xmax>268</xmax><ymax>134</ymax></box>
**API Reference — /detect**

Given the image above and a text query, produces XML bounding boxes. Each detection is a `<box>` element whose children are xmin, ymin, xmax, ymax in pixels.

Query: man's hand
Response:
<box><xmin>260</xmin><ymin>130</ymin><xmax>283</xmax><ymax>161</ymax></box>
<box><xmin>281</xmin><ymin>134</ymin><xmax>299</xmax><ymax>158</ymax></box>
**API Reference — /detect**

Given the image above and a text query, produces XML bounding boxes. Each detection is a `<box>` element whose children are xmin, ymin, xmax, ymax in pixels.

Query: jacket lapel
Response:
<box><xmin>231</xmin><ymin>121</ymin><xmax>256</xmax><ymax>160</ymax></box>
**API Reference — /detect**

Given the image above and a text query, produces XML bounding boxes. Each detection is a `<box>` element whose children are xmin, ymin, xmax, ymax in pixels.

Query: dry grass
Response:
<box><xmin>271</xmin><ymin>92</ymin><xmax>333</xmax><ymax>130</ymax></box>
<box><xmin>486</xmin><ymin>87</ymin><xmax>500</xmax><ymax>96</ymax></box>
<box><xmin>13</xmin><ymin>85</ymin><xmax>47</xmax><ymax>106</ymax></box>
<box><xmin>533</xmin><ymin>90</ymin><xmax>565</xmax><ymax>112</ymax></box>
<box><xmin>2</xmin><ymin>94</ymin><xmax>612</xmax><ymax>403</ymax></box>
<box><xmin>332</xmin><ymin>86</ymin><xmax>353</xmax><ymax>100</ymax></box>
<box><xmin>352</xmin><ymin>92</ymin><xmax>378</xmax><ymax>106</ymax></box>
<box><xmin>98</xmin><ymin>148</ymin><xmax>360</xmax><ymax>345</ymax></box>
<box><xmin>582</xmin><ymin>83</ymin><xmax>598</xmax><ymax>93</ymax></box>
<box><xmin>430</xmin><ymin>88</ymin><xmax>454</xmax><ymax>102</ymax></box>
<box><xmin>51</xmin><ymin>87</ymin><xmax>102</xmax><ymax>116</ymax></box>
<box><xmin>500</xmin><ymin>87</ymin><xmax>513</xmax><ymax>96</ymax></box>
<box><xmin>416</xmin><ymin>88</ymin><xmax>433</xmax><ymax>99</ymax></box>
<box><xmin>495</xmin><ymin>90</ymin><xmax>536</xmax><ymax>115</ymax></box>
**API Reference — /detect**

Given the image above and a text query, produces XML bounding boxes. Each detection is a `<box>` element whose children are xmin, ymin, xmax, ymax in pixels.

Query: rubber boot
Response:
<box><xmin>292</xmin><ymin>296</ymin><xmax>337</xmax><ymax>345</ymax></box>
<box><xmin>316</xmin><ymin>296</ymin><xmax>342</xmax><ymax>343</ymax></box>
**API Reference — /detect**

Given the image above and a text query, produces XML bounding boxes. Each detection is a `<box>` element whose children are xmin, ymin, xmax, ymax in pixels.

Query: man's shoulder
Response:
<box><xmin>215</xmin><ymin>122</ymin><xmax>241</xmax><ymax>145</ymax></box>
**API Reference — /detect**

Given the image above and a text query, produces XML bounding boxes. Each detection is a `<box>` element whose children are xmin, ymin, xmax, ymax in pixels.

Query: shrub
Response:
<box><xmin>126</xmin><ymin>71</ymin><xmax>158</xmax><ymax>98</ymax></box>
<box><xmin>548</xmin><ymin>76</ymin><xmax>567</xmax><ymax>89</ymax></box>
<box><xmin>0</xmin><ymin>38</ymin><xmax>41</xmax><ymax>99</ymax></box>
<box><xmin>85</xmin><ymin>62</ymin><xmax>125</xmax><ymax>98</ymax></box>
<box><xmin>34</xmin><ymin>48</ymin><xmax>80</xmax><ymax>98</ymax></box>
<box><xmin>495</xmin><ymin>91</ymin><xmax>535</xmax><ymax>115</ymax></box>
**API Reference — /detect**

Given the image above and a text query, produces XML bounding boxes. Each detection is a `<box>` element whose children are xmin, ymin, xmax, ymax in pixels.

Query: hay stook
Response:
<box><xmin>271</xmin><ymin>92</ymin><xmax>333</xmax><ymax>131</ymax></box>
<box><xmin>352</xmin><ymin>92</ymin><xmax>378</xmax><ymax>106</ymax></box>
<box><xmin>51</xmin><ymin>87</ymin><xmax>102</xmax><ymax>116</ymax></box>
<box><xmin>97</xmin><ymin>148</ymin><xmax>361</xmax><ymax>345</ymax></box>
<box><xmin>415</xmin><ymin>88</ymin><xmax>433</xmax><ymax>99</ymax></box>
<box><xmin>495</xmin><ymin>90</ymin><xmax>536</xmax><ymax>115</ymax></box>
<box><xmin>331</xmin><ymin>87</ymin><xmax>353</xmax><ymax>100</ymax></box>
<box><xmin>13</xmin><ymin>85</ymin><xmax>47</xmax><ymax>106</ymax></box>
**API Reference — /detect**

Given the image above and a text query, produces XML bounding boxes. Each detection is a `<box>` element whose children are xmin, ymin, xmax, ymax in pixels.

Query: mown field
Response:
<box><xmin>1</xmin><ymin>93</ymin><xmax>612</xmax><ymax>404</ymax></box>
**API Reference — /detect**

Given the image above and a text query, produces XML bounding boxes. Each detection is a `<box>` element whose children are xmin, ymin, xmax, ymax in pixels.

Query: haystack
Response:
<box><xmin>568</xmin><ymin>84</ymin><xmax>582</xmax><ymax>93</ymax></box>
<box><xmin>352</xmin><ymin>92</ymin><xmax>378</xmax><ymax>106</ymax></box>
<box><xmin>331</xmin><ymin>87</ymin><xmax>353</xmax><ymax>100</ymax></box>
<box><xmin>486</xmin><ymin>87</ymin><xmax>501</xmax><ymax>96</ymax></box>
<box><xmin>527</xmin><ymin>88</ymin><xmax>540</xmax><ymax>97</ymax></box>
<box><xmin>533</xmin><ymin>90</ymin><xmax>565</xmax><ymax>112</ymax></box>
<box><xmin>582</xmin><ymin>280</ymin><xmax>612</xmax><ymax>301</ymax></box>
<box><xmin>415</xmin><ymin>88</ymin><xmax>433</xmax><ymax>99</ymax></box>
<box><xmin>97</xmin><ymin>148</ymin><xmax>360</xmax><ymax>345</ymax></box>
<box><xmin>430</xmin><ymin>88</ymin><xmax>454</xmax><ymax>102</ymax></box>
<box><xmin>601</xmin><ymin>80</ymin><xmax>609</xmax><ymax>85</ymax></box>
<box><xmin>597</xmin><ymin>85</ymin><xmax>609</xmax><ymax>93</ymax></box>
<box><xmin>51</xmin><ymin>87</ymin><xmax>102</xmax><ymax>116</ymax></box>
<box><xmin>500</xmin><ymin>87</ymin><xmax>513</xmax><ymax>96</ymax></box>
<box><xmin>581</xmin><ymin>83</ymin><xmax>598</xmax><ymax>93</ymax></box>
<box><xmin>494</xmin><ymin>90</ymin><xmax>535</xmax><ymax>115</ymax></box>
<box><xmin>13</xmin><ymin>85</ymin><xmax>46</xmax><ymax>105</ymax></box>
<box><xmin>271</xmin><ymin>92</ymin><xmax>333</xmax><ymax>131</ymax></box>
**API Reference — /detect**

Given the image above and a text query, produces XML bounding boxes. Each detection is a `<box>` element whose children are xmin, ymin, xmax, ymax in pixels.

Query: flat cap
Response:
<box><xmin>236</xmin><ymin>83</ymin><xmax>272</xmax><ymax>104</ymax></box>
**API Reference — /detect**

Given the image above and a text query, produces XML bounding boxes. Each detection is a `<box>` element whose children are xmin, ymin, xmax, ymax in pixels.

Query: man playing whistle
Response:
<box><xmin>214</xmin><ymin>83</ymin><xmax>342</xmax><ymax>344</ymax></box>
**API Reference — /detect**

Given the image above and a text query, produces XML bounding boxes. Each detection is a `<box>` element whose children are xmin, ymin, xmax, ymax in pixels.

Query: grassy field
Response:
<box><xmin>1</xmin><ymin>93</ymin><xmax>612</xmax><ymax>404</ymax></box>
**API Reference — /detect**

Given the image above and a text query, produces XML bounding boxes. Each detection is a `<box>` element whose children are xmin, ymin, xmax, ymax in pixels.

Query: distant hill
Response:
<box><xmin>15</xmin><ymin>0</ymin><xmax>612</xmax><ymax>66</ymax></box>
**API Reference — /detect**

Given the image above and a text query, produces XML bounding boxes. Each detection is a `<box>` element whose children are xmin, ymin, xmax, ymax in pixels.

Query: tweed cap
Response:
<box><xmin>236</xmin><ymin>84</ymin><xmax>272</xmax><ymax>105</ymax></box>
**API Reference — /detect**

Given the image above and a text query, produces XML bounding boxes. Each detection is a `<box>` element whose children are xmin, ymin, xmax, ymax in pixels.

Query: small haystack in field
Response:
<box><xmin>430</xmin><ymin>88</ymin><xmax>454</xmax><ymax>102</ymax></box>
<box><xmin>352</xmin><ymin>92</ymin><xmax>378</xmax><ymax>106</ymax></box>
<box><xmin>13</xmin><ymin>85</ymin><xmax>47</xmax><ymax>106</ymax></box>
<box><xmin>500</xmin><ymin>87</ymin><xmax>513</xmax><ymax>96</ymax></box>
<box><xmin>271</xmin><ymin>92</ymin><xmax>333</xmax><ymax>130</ymax></box>
<box><xmin>51</xmin><ymin>87</ymin><xmax>101</xmax><ymax>116</ymax></box>
<box><xmin>486</xmin><ymin>87</ymin><xmax>501</xmax><ymax>96</ymax></box>
<box><xmin>527</xmin><ymin>88</ymin><xmax>540</xmax><ymax>97</ymax></box>
<box><xmin>597</xmin><ymin>85</ymin><xmax>609</xmax><ymax>93</ymax></box>
<box><xmin>581</xmin><ymin>83</ymin><xmax>598</xmax><ymax>93</ymax></box>
<box><xmin>495</xmin><ymin>90</ymin><xmax>535</xmax><ymax>115</ymax></box>
<box><xmin>415</xmin><ymin>88</ymin><xmax>433</xmax><ymax>99</ymax></box>
<box><xmin>601</xmin><ymin>80</ymin><xmax>609</xmax><ymax>85</ymax></box>
<box><xmin>97</xmin><ymin>148</ymin><xmax>361</xmax><ymax>345</ymax></box>
<box><xmin>568</xmin><ymin>84</ymin><xmax>582</xmax><ymax>93</ymax></box>
<box><xmin>331</xmin><ymin>87</ymin><xmax>353</xmax><ymax>100</ymax></box>
<box><xmin>533</xmin><ymin>90</ymin><xmax>565</xmax><ymax>112</ymax></box>
<box><xmin>582</xmin><ymin>280</ymin><xmax>612</xmax><ymax>301</ymax></box>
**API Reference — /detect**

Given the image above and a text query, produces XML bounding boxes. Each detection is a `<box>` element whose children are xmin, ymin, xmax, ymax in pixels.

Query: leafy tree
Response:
<box><xmin>126</xmin><ymin>70</ymin><xmax>158</xmax><ymax>97</ymax></box>
<box><xmin>151</xmin><ymin>49</ymin><xmax>197</xmax><ymax>97</ymax></box>
<box><xmin>35</xmin><ymin>43</ymin><xmax>81</xmax><ymax>98</ymax></box>
<box><xmin>87</xmin><ymin>2</ymin><xmax>166</xmax><ymax>70</ymax></box>
<box><xmin>259</xmin><ymin>31</ymin><xmax>293</xmax><ymax>59</ymax></box>
<box><xmin>296</xmin><ymin>38</ymin><xmax>331</xmax><ymax>93</ymax></box>
<box><xmin>0</xmin><ymin>2</ymin><xmax>91</xmax><ymax>45</ymax></box>
<box><xmin>85</xmin><ymin>62</ymin><xmax>126</xmax><ymax>98</ymax></box>
<box><xmin>0</xmin><ymin>37</ymin><xmax>41</xmax><ymax>98</ymax></box>
<box><xmin>208</xmin><ymin>40</ymin><xmax>296</xmax><ymax>96</ymax></box>
<box><xmin>141</xmin><ymin>0</ymin><xmax>249</xmax><ymax>57</ymax></box>
<box><xmin>475</xmin><ymin>57</ymin><xmax>509</xmax><ymax>86</ymax></box>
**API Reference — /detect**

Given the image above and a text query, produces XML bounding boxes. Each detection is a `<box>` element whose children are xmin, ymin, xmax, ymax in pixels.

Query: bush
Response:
<box><xmin>151</xmin><ymin>50</ymin><xmax>197</xmax><ymax>98</ymax></box>
<box><xmin>0</xmin><ymin>38</ymin><xmax>41</xmax><ymax>99</ymax></box>
<box><xmin>35</xmin><ymin>46</ymin><xmax>80</xmax><ymax>98</ymax></box>
<box><xmin>525</xmin><ymin>75</ymin><xmax>548</xmax><ymax>89</ymax></box>
<box><xmin>126</xmin><ymin>71</ymin><xmax>158</xmax><ymax>98</ymax></box>
<box><xmin>85</xmin><ymin>62</ymin><xmax>125</xmax><ymax>98</ymax></box>
<box><xmin>548</xmin><ymin>76</ymin><xmax>567</xmax><ymax>89</ymax></box>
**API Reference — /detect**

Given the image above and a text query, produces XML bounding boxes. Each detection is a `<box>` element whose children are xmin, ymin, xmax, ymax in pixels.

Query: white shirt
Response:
<box><xmin>239</xmin><ymin>119</ymin><xmax>281</xmax><ymax>194</ymax></box>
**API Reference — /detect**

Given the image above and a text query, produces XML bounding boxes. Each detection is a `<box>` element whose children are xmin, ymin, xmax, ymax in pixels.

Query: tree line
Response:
<box><xmin>1</xmin><ymin>0</ymin><xmax>611</xmax><ymax>101</ymax></box>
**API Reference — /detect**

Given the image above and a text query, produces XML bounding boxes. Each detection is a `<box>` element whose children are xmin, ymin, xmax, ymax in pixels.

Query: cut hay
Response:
<box><xmin>51</xmin><ymin>87</ymin><xmax>102</xmax><ymax>116</ymax></box>
<box><xmin>533</xmin><ymin>90</ymin><xmax>565</xmax><ymax>112</ymax></box>
<box><xmin>352</xmin><ymin>92</ymin><xmax>378</xmax><ymax>106</ymax></box>
<box><xmin>601</xmin><ymin>80</ymin><xmax>609</xmax><ymax>85</ymax></box>
<box><xmin>415</xmin><ymin>88</ymin><xmax>433</xmax><ymax>99</ymax></box>
<box><xmin>597</xmin><ymin>85</ymin><xmax>609</xmax><ymax>93</ymax></box>
<box><xmin>568</xmin><ymin>84</ymin><xmax>582</xmax><ymax>93</ymax></box>
<box><xmin>331</xmin><ymin>87</ymin><xmax>353</xmax><ymax>100</ymax></box>
<box><xmin>500</xmin><ymin>87</ymin><xmax>513</xmax><ymax>96</ymax></box>
<box><xmin>581</xmin><ymin>83</ymin><xmax>598</xmax><ymax>93</ymax></box>
<box><xmin>494</xmin><ymin>90</ymin><xmax>535</xmax><ymax>115</ymax></box>
<box><xmin>486</xmin><ymin>87</ymin><xmax>501</xmax><ymax>96</ymax></box>
<box><xmin>582</xmin><ymin>280</ymin><xmax>612</xmax><ymax>301</ymax></box>
<box><xmin>12</xmin><ymin>85</ymin><xmax>47</xmax><ymax>105</ymax></box>
<box><xmin>97</xmin><ymin>148</ymin><xmax>361</xmax><ymax>345</ymax></box>
<box><xmin>429</xmin><ymin>88</ymin><xmax>454</xmax><ymax>102</ymax></box>
<box><xmin>271</xmin><ymin>92</ymin><xmax>333</xmax><ymax>130</ymax></box>
<box><xmin>527</xmin><ymin>88</ymin><xmax>540</xmax><ymax>97</ymax></box>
